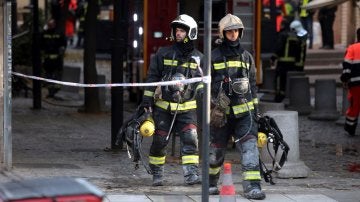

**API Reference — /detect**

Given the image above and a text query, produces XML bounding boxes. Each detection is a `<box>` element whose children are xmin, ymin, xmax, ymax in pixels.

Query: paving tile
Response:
<box><xmin>285</xmin><ymin>194</ymin><xmax>337</xmax><ymax>202</ymax></box>
<box><xmin>104</xmin><ymin>194</ymin><xmax>151</xmax><ymax>202</ymax></box>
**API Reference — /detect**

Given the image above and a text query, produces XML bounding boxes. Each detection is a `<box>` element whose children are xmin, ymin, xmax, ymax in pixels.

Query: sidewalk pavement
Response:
<box><xmin>2</xmin><ymin>96</ymin><xmax>359</xmax><ymax>202</ymax></box>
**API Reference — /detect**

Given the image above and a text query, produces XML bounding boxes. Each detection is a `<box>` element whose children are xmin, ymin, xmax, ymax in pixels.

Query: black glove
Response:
<box><xmin>253</xmin><ymin>105</ymin><xmax>261</xmax><ymax>122</ymax></box>
<box><xmin>141</xmin><ymin>97</ymin><xmax>154</xmax><ymax>110</ymax></box>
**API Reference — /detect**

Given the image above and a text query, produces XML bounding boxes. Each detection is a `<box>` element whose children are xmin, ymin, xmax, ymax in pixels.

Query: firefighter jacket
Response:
<box><xmin>294</xmin><ymin>34</ymin><xmax>308</xmax><ymax>71</ymax></box>
<box><xmin>273</xmin><ymin>29</ymin><xmax>301</xmax><ymax>68</ymax></box>
<box><xmin>40</xmin><ymin>28</ymin><xmax>66</xmax><ymax>60</ymax></box>
<box><xmin>143</xmin><ymin>44</ymin><xmax>204</xmax><ymax>113</ymax></box>
<box><xmin>341</xmin><ymin>42</ymin><xmax>360</xmax><ymax>87</ymax></box>
<box><xmin>211</xmin><ymin>42</ymin><xmax>258</xmax><ymax>118</ymax></box>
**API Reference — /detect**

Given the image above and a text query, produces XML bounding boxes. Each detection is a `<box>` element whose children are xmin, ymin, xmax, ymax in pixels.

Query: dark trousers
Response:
<box><xmin>319</xmin><ymin>16</ymin><xmax>335</xmax><ymax>48</ymax></box>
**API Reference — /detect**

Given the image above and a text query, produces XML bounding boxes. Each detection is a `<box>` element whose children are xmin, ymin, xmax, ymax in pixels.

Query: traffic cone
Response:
<box><xmin>219</xmin><ymin>163</ymin><xmax>236</xmax><ymax>202</ymax></box>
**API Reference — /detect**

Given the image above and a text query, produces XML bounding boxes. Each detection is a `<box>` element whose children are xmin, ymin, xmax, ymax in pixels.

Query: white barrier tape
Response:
<box><xmin>12</xmin><ymin>72</ymin><xmax>211</xmax><ymax>88</ymax></box>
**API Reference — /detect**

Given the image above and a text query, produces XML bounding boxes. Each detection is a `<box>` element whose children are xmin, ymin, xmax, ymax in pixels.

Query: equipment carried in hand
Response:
<box><xmin>257</xmin><ymin>115</ymin><xmax>290</xmax><ymax>185</ymax></box>
<box><xmin>116</xmin><ymin>106</ymin><xmax>154</xmax><ymax>174</ymax></box>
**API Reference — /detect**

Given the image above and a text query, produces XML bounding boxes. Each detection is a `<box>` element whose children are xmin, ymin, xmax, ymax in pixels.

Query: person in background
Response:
<box><xmin>141</xmin><ymin>14</ymin><xmax>204</xmax><ymax>186</ymax></box>
<box><xmin>40</xmin><ymin>19</ymin><xmax>67</xmax><ymax>98</ymax></box>
<box><xmin>318</xmin><ymin>5</ymin><xmax>337</xmax><ymax>49</ymax></box>
<box><xmin>208</xmin><ymin>14</ymin><xmax>265</xmax><ymax>200</ymax></box>
<box><xmin>75</xmin><ymin>0</ymin><xmax>87</xmax><ymax>48</ymax></box>
<box><xmin>299</xmin><ymin>0</ymin><xmax>314</xmax><ymax>49</ymax></box>
<box><xmin>271</xmin><ymin>19</ymin><xmax>301</xmax><ymax>102</ymax></box>
<box><xmin>340</xmin><ymin>28</ymin><xmax>360</xmax><ymax>136</ymax></box>
<box><xmin>290</xmin><ymin>20</ymin><xmax>308</xmax><ymax>71</ymax></box>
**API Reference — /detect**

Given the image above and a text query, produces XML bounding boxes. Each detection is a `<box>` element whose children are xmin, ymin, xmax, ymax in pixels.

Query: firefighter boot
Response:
<box><xmin>344</xmin><ymin>119</ymin><xmax>357</xmax><ymax>136</ymax></box>
<box><xmin>150</xmin><ymin>164</ymin><xmax>164</xmax><ymax>186</ymax></box>
<box><xmin>183</xmin><ymin>164</ymin><xmax>201</xmax><ymax>185</ymax></box>
<box><xmin>243</xmin><ymin>180</ymin><xmax>266</xmax><ymax>200</ymax></box>
<box><xmin>209</xmin><ymin>173</ymin><xmax>220</xmax><ymax>195</ymax></box>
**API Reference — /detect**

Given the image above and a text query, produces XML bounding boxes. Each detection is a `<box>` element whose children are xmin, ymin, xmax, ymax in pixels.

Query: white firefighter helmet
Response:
<box><xmin>290</xmin><ymin>20</ymin><xmax>307</xmax><ymax>37</ymax></box>
<box><xmin>171</xmin><ymin>14</ymin><xmax>198</xmax><ymax>40</ymax></box>
<box><xmin>218</xmin><ymin>14</ymin><xmax>244</xmax><ymax>39</ymax></box>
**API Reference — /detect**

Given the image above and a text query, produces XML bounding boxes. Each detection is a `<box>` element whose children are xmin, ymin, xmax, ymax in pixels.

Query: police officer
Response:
<box><xmin>208</xmin><ymin>14</ymin><xmax>265</xmax><ymax>200</ymax></box>
<box><xmin>341</xmin><ymin>28</ymin><xmax>360</xmax><ymax>136</ymax></box>
<box><xmin>271</xmin><ymin>19</ymin><xmax>301</xmax><ymax>102</ymax></box>
<box><xmin>141</xmin><ymin>14</ymin><xmax>204</xmax><ymax>186</ymax></box>
<box><xmin>40</xmin><ymin>19</ymin><xmax>67</xmax><ymax>98</ymax></box>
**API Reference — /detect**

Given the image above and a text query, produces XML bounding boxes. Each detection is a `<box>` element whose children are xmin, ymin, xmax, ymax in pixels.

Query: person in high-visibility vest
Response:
<box><xmin>341</xmin><ymin>28</ymin><xmax>360</xmax><ymax>136</ymax></box>
<box><xmin>299</xmin><ymin>0</ymin><xmax>314</xmax><ymax>49</ymax></box>
<box><xmin>141</xmin><ymin>14</ymin><xmax>204</xmax><ymax>186</ymax></box>
<box><xmin>40</xmin><ymin>19</ymin><xmax>67</xmax><ymax>98</ymax></box>
<box><xmin>208</xmin><ymin>14</ymin><xmax>265</xmax><ymax>200</ymax></box>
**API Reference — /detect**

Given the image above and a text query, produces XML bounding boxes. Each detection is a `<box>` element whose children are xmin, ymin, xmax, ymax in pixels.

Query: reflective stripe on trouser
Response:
<box><xmin>149</xmin><ymin>108</ymin><xmax>198</xmax><ymax>165</ymax></box>
<box><xmin>243</xmin><ymin>170</ymin><xmax>261</xmax><ymax>180</ymax></box>
<box><xmin>182</xmin><ymin>155</ymin><xmax>199</xmax><ymax>164</ymax></box>
<box><xmin>149</xmin><ymin>156</ymin><xmax>166</xmax><ymax>165</ymax></box>
<box><xmin>237</xmin><ymin>138</ymin><xmax>261</xmax><ymax>180</ymax></box>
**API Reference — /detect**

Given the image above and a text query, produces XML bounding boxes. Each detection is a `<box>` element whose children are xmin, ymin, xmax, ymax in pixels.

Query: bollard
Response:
<box><xmin>262</xmin><ymin>110</ymin><xmax>310</xmax><ymax>178</ymax></box>
<box><xmin>61</xmin><ymin>66</ymin><xmax>81</xmax><ymax>94</ymax></box>
<box><xmin>286</xmin><ymin>76</ymin><xmax>312</xmax><ymax>115</ymax></box>
<box><xmin>336</xmin><ymin>88</ymin><xmax>349</xmax><ymax>125</ymax></box>
<box><xmin>260</xmin><ymin>68</ymin><xmax>276</xmax><ymax>102</ymax></box>
<box><xmin>259</xmin><ymin>102</ymin><xmax>285</xmax><ymax>114</ymax></box>
<box><xmin>309</xmin><ymin>79</ymin><xmax>339</xmax><ymax>121</ymax></box>
<box><xmin>285</xmin><ymin>71</ymin><xmax>305</xmax><ymax>100</ymax></box>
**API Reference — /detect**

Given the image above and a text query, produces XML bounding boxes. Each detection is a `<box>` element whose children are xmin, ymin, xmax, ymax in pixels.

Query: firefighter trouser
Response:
<box><xmin>345</xmin><ymin>86</ymin><xmax>360</xmax><ymax>134</ymax></box>
<box><xmin>149</xmin><ymin>108</ymin><xmax>199</xmax><ymax>175</ymax></box>
<box><xmin>209</xmin><ymin>113</ymin><xmax>261</xmax><ymax>186</ymax></box>
<box><xmin>43</xmin><ymin>58</ymin><xmax>63</xmax><ymax>96</ymax></box>
<box><xmin>275</xmin><ymin>63</ymin><xmax>297</xmax><ymax>99</ymax></box>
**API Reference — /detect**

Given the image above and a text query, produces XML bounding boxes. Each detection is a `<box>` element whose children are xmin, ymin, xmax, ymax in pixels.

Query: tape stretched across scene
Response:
<box><xmin>12</xmin><ymin>72</ymin><xmax>211</xmax><ymax>88</ymax></box>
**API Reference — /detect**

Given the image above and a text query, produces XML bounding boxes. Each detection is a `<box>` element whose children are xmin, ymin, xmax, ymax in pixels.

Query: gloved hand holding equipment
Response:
<box><xmin>116</xmin><ymin>106</ymin><xmax>155</xmax><ymax>174</ymax></box>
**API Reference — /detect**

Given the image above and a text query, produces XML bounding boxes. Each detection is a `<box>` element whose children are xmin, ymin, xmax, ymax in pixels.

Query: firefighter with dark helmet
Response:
<box><xmin>40</xmin><ymin>19</ymin><xmax>67</xmax><ymax>98</ymax></box>
<box><xmin>141</xmin><ymin>14</ymin><xmax>204</xmax><ymax>186</ymax></box>
<box><xmin>209</xmin><ymin>14</ymin><xmax>265</xmax><ymax>200</ymax></box>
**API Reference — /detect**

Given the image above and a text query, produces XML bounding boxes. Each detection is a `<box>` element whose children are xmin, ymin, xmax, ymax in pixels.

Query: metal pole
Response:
<box><xmin>3</xmin><ymin>0</ymin><xmax>13</xmax><ymax>170</ymax></box>
<box><xmin>111</xmin><ymin>0</ymin><xmax>127</xmax><ymax>149</ymax></box>
<box><xmin>201</xmin><ymin>0</ymin><xmax>211</xmax><ymax>201</ymax></box>
<box><xmin>32</xmin><ymin>0</ymin><xmax>42</xmax><ymax>109</ymax></box>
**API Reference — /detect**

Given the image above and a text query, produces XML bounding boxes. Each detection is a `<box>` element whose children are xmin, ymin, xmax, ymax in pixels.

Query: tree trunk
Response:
<box><xmin>83</xmin><ymin>0</ymin><xmax>100</xmax><ymax>113</ymax></box>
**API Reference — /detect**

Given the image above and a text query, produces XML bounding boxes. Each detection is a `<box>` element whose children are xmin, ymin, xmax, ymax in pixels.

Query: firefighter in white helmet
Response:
<box><xmin>209</xmin><ymin>14</ymin><xmax>265</xmax><ymax>200</ymax></box>
<box><xmin>141</xmin><ymin>14</ymin><xmax>204</xmax><ymax>186</ymax></box>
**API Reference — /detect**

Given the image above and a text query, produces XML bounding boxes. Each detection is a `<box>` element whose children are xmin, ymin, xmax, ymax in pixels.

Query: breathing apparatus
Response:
<box><xmin>117</xmin><ymin>107</ymin><xmax>155</xmax><ymax>174</ymax></box>
<box><xmin>257</xmin><ymin>115</ymin><xmax>290</xmax><ymax>184</ymax></box>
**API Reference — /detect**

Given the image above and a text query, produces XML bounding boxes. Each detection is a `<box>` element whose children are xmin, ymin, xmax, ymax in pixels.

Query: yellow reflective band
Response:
<box><xmin>163</xmin><ymin>59</ymin><xmax>178</xmax><ymax>66</ymax></box>
<box><xmin>155</xmin><ymin>100</ymin><xmax>197</xmax><ymax>111</ymax></box>
<box><xmin>149</xmin><ymin>156</ymin><xmax>166</xmax><ymax>165</ymax></box>
<box><xmin>45</xmin><ymin>54</ymin><xmax>59</xmax><ymax>59</ymax></box>
<box><xmin>213</xmin><ymin>61</ymin><xmax>250</xmax><ymax>70</ymax></box>
<box><xmin>213</xmin><ymin>63</ymin><xmax>226</xmax><ymax>70</ymax></box>
<box><xmin>209</xmin><ymin>167</ymin><xmax>221</xmax><ymax>175</ymax></box>
<box><xmin>243</xmin><ymin>170</ymin><xmax>261</xmax><ymax>180</ymax></box>
<box><xmin>227</xmin><ymin>101</ymin><xmax>255</xmax><ymax>115</ymax></box>
<box><xmin>278</xmin><ymin>57</ymin><xmax>295</xmax><ymax>62</ymax></box>
<box><xmin>253</xmin><ymin>98</ymin><xmax>259</xmax><ymax>105</ymax></box>
<box><xmin>196</xmin><ymin>83</ymin><xmax>204</xmax><ymax>90</ymax></box>
<box><xmin>182</xmin><ymin>155</ymin><xmax>199</xmax><ymax>164</ymax></box>
<box><xmin>170</xmin><ymin>100</ymin><xmax>197</xmax><ymax>111</ymax></box>
<box><xmin>144</xmin><ymin>90</ymin><xmax>154</xmax><ymax>97</ymax></box>
<box><xmin>181</xmin><ymin>62</ymin><xmax>198</xmax><ymax>69</ymax></box>
<box><xmin>155</xmin><ymin>100</ymin><xmax>170</xmax><ymax>110</ymax></box>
